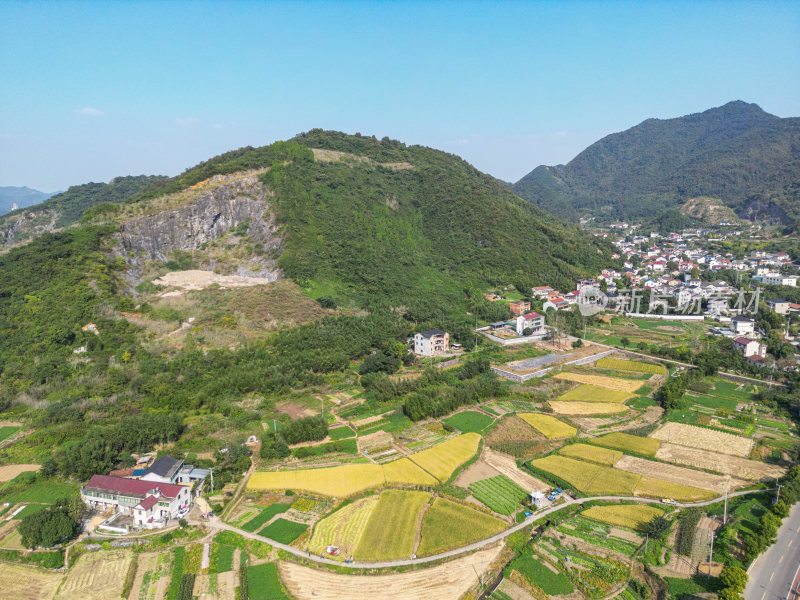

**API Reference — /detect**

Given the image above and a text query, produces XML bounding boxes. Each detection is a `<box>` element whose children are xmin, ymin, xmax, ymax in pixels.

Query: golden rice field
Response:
<box><xmin>633</xmin><ymin>475</ymin><xmax>716</xmax><ymax>502</ymax></box>
<box><xmin>308</xmin><ymin>496</ymin><xmax>379</xmax><ymax>558</ymax></box>
<box><xmin>408</xmin><ymin>433</ymin><xmax>481</xmax><ymax>482</ymax></box>
<box><xmin>596</xmin><ymin>358</ymin><xmax>666</xmax><ymax>375</ymax></box>
<box><xmin>582</xmin><ymin>504</ymin><xmax>665</xmax><ymax>531</ymax></box>
<box><xmin>249</xmin><ymin>436</ymin><xmax>474</xmax><ymax>496</ymax></box>
<box><xmin>0</xmin><ymin>563</ymin><xmax>62</xmax><ymax>600</ymax></box>
<box><xmin>355</xmin><ymin>490</ymin><xmax>430</xmax><ymax>561</ymax></box>
<box><xmin>555</xmin><ymin>372</ymin><xmax>644</xmax><ymax>393</ymax></box>
<box><xmin>530</xmin><ymin>455</ymin><xmax>640</xmax><ymax>495</ymax></box>
<box><xmin>590</xmin><ymin>432</ymin><xmax>661</xmax><ymax>457</ymax></box>
<box><xmin>650</xmin><ymin>423</ymin><xmax>753</xmax><ymax>457</ymax></box>
<box><xmin>549</xmin><ymin>401</ymin><xmax>628</xmax><ymax>415</ymax></box>
<box><xmin>55</xmin><ymin>550</ymin><xmax>133</xmax><ymax>600</ymax></box>
<box><xmin>556</xmin><ymin>384</ymin><xmax>632</xmax><ymax>404</ymax></box>
<box><xmin>517</xmin><ymin>413</ymin><xmax>577</xmax><ymax>439</ymax></box>
<box><xmin>559</xmin><ymin>443</ymin><xmax>622</xmax><ymax>466</ymax></box>
<box><xmin>417</xmin><ymin>497</ymin><xmax>506</xmax><ymax>557</ymax></box>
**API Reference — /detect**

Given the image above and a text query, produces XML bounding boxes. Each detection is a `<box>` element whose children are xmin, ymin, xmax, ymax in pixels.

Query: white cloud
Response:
<box><xmin>551</xmin><ymin>130</ymin><xmax>569</xmax><ymax>138</ymax></box>
<box><xmin>175</xmin><ymin>117</ymin><xmax>199</xmax><ymax>126</ymax></box>
<box><xmin>77</xmin><ymin>106</ymin><xmax>104</xmax><ymax>117</ymax></box>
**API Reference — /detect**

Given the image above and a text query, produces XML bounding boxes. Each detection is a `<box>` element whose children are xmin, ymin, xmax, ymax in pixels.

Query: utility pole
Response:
<box><xmin>723</xmin><ymin>480</ymin><xmax>730</xmax><ymax>524</ymax></box>
<box><xmin>708</xmin><ymin>534</ymin><xmax>715</xmax><ymax>578</ymax></box>
<box><xmin>644</xmin><ymin>534</ymin><xmax>649</xmax><ymax>557</ymax></box>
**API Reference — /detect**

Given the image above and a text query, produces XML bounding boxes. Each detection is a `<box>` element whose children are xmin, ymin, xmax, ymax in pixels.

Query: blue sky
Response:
<box><xmin>1</xmin><ymin>1</ymin><xmax>799</xmax><ymax>191</ymax></box>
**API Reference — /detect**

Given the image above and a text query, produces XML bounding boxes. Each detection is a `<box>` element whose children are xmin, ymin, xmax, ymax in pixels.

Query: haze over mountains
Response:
<box><xmin>511</xmin><ymin>101</ymin><xmax>800</xmax><ymax>231</ymax></box>
<box><xmin>0</xmin><ymin>186</ymin><xmax>57</xmax><ymax>216</ymax></box>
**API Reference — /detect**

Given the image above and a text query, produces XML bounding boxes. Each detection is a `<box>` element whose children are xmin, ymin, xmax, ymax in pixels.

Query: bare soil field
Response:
<box><xmin>278</xmin><ymin>544</ymin><xmax>503</xmax><ymax>600</ymax></box>
<box><xmin>454</xmin><ymin>455</ymin><xmax>501</xmax><ymax>487</ymax></box>
<box><xmin>483</xmin><ymin>448</ymin><xmax>549</xmax><ymax>492</ymax></box>
<box><xmin>654</xmin><ymin>442</ymin><xmax>784</xmax><ymax>480</ymax></box>
<box><xmin>0</xmin><ymin>420</ymin><xmax>23</xmax><ymax>427</ymax></box>
<box><xmin>555</xmin><ymin>372</ymin><xmax>644</xmax><ymax>393</ymax></box>
<box><xmin>153</xmin><ymin>269</ymin><xmax>277</xmax><ymax>291</ymax></box>
<box><xmin>0</xmin><ymin>463</ymin><xmax>40</xmax><ymax>482</ymax></box>
<box><xmin>276</xmin><ymin>401</ymin><xmax>316</xmax><ymax>420</ymax></box>
<box><xmin>549</xmin><ymin>401</ymin><xmax>628</xmax><ymax>415</ymax></box>
<box><xmin>614</xmin><ymin>455</ymin><xmax>746</xmax><ymax>493</ymax></box>
<box><xmin>650</xmin><ymin>423</ymin><xmax>753</xmax><ymax>457</ymax></box>
<box><xmin>0</xmin><ymin>563</ymin><xmax>62</xmax><ymax>600</ymax></box>
<box><xmin>55</xmin><ymin>549</ymin><xmax>132</xmax><ymax>600</ymax></box>
<box><xmin>357</xmin><ymin>430</ymin><xmax>394</xmax><ymax>452</ymax></box>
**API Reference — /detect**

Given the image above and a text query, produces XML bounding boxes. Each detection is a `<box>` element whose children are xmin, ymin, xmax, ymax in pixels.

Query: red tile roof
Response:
<box><xmin>84</xmin><ymin>475</ymin><xmax>183</xmax><ymax>499</ymax></box>
<box><xmin>137</xmin><ymin>495</ymin><xmax>159</xmax><ymax>510</ymax></box>
<box><xmin>733</xmin><ymin>337</ymin><xmax>753</xmax><ymax>345</ymax></box>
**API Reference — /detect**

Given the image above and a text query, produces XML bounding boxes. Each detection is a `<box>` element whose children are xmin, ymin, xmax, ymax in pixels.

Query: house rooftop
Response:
<box><xmin>733</xmin><ymin>337</ymin><xmax>754</xmax><ymax>345</ymax></box>
<box><xmin>83</xmin><ymin>475</ymin><xmax>183</xmax><ymax>499</ymax></box>
<box><xmin>418</xmin><ymin>329</ymin><xmax>447</xmax><ymax>338</ymax></box>
<box><xmin>137</xmin><ymin>495</ymin><xmax>159</xmax><ymax>511</ymax></box>
<box><xmin>144</xmin><ymin>456</ymin><xmax>183</xmax><ymax>480</ymax></box>
<box><xmin>522</xmin><ymin>312</ymin><xmax>543</xmax><ymax>320</ymax></box>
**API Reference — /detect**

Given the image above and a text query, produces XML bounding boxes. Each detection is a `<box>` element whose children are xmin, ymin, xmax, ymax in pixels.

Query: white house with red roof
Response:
<box><xmin>81</xmin><ymin>474</ymin><xmax>191</xmax><ymax>529</ymax></box>
<box><xmin>732</xmin><ymin>337</ymin><xmax>766</xmax><ymax>358</ymax></box>
<box><xmin>516</xmin><ymin>312</ymin><xmax>545</xmax><ymax>335</ymax></box>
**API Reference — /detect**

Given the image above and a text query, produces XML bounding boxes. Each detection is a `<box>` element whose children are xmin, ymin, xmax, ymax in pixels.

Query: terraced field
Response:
<box><xmin>556</xmin><ymin>384</ymin><xmax>632</xmax><ymax>404</ymax></box>
<box><xmin>654</xmin><ymin>442</ymin><xmax>784</xmax><ymax>480</ymax></box>
<box><xmin>560</xmin><ymin>443</ymin><xmax>622</xmax><ymax>466</ymax></box>
<box><xmin>516</xmin><ymin>413</ymin><xmax>576</xmax><ymax>438</ymax></box>
<box><xmin>650</xmin><ymin>422</ymin><xmax>753</xmax><ymax>457</ymax></box>
<box><xmin>596</xmin><ymin>358</ymin><xmax>666</xmax><ymax>374</ymax></box>
<box><xmin>582</xmin><ymin>504</ymin><xmax>664</xmax><ymax>531</ymax></box>
<box><xmin>355</xmin><ymin>490</ymin><xmax>430</xmax><ymax>561</ymax></box>
<box><xmin>308</xmin><ymin>496</ymin><xmax>379</xmax><ymax>558</ymax></box>
<box><xmin>530</xmin><ymin>455</ymin><xmax>640</xmax><ymax>495</ymax></box>
<box><xmin>468</xmin><ymin>475</ymin><xmax>527</xmax><ymax>515</ymax></box>
<box><xmin>417</xmin><ymin>497</ymin><xmax>506</xmax><ymax>556</ymax></box>
<box><xmin>590</xmin><ymin>432</ymin><xmax>661</xmax><ymax>456</ymax></box>
<box><xmin>549</xmin><ymin>401</ymin><xmax>628</xmax><ymax>415</ymax></box>
<box><xmin>555</xmin><ymin>372</ymin><xmax>644</xmax><ymax>393</ymax></box>
<box><xmin>408</xmin><ymin>433</ymin><xmax>481</xmax><ymax>482</ymax></box>
<box><xmin>614</xmin><ymin>455</ymin><xmax>746</xmax><ymax>494</ymax></box>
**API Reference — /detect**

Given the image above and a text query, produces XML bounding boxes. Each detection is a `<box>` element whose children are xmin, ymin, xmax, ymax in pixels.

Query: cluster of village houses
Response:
<box><xmin>79</xmin><ymin>456</ymin><xmax>209</xmax><ymax>532</ymax></box>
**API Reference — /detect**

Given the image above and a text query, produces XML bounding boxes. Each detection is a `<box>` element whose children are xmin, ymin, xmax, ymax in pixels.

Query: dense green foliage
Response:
<box><xmin>512</xmin><ymin>102</ymin><xmax>800</xmax><ymax>230</ymax></box>
<box><xmin>18</xmin><ymin>496</ymin><xmax>84</xmax><ymax>549</ymax></box>
<box><xmin>279</xmin><ymin>415</ymin><xmax>327</xmax><ymax>444</ymax></box>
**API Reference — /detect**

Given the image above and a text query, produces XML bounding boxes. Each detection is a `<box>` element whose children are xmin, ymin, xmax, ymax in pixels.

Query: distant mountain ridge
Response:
<box><xmin>0</xmin><ymin>186</ymin><xmax>56</xmax><ymax>215</ymax></box>
<box><xmin>511</xmin><ymin>101</ymin><xmax>800</xmax><ymax>230</ymax></box>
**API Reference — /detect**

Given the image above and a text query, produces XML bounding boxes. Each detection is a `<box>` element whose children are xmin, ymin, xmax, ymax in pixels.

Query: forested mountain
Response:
<box><xmin>0</xmin><ymin>175</ymin><xmax>166</xmax><ymax>248</ymax></box>
<box><xmin>511</xmin><ymin>101</ymin><xmax>800</xmax><ymax>230</ymax></box>
<box><xmin>0</xmin><ymin>186</ymin><xmax>55</xmax><ymax>215</ymax></box>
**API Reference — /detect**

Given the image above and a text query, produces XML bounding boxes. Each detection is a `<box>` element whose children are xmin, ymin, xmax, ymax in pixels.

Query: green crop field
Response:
<box><xmin>355</xmin><ymin>490</ymin><xmax>430</xmax><ymax>560</ymax></box>
<box><xmin>241</xmin><ymin>503</ymin><xmax>291</xmax><ymax>532</ymax></box>
<box><xmin>247</xmin><ymin>563</ymin><xmax>289</xmax><ymax>600</ymax></box>
<box><xmin>417</xmin><ymin>497</ymin><xmax>506</xmax><ymax>556</ymax></box>
<box><xmin>308</xmin><ymin>496</ymin><xmax>378</xmax><ymax>557</ymax></box>
<box><xmin>560</xmin><ymin>443</ymin><xmax>622</xmax><ymax>466</ymax></box>
<box><xmin>0</xmin><ymin>426</ymin><xmax>21</xmax><ymax>443</ymax></box>
<box><xmin>508</xmin><ymin>555</ymin><xmax>574</xmax><ymax>595</ymax></box>
<box><xmin>443</xmin><ymin>411</ymin><xmax>494</xmax><ymax>433</ymax></box>
<box><xmin>469</xmin><ymin>475</ymin><xmax>527</xmax><ymax>515</ymax></box>
<box><xmin>327</xmin><ymin>425</ymin><xmax>356</xmax><ymax>440</ymax></box>
<box><xmin>215</xmin><ymin>544</ymin><xmax>234</xmax><ymax>573</ymax></box>
<box><xmin>10</xmin><ymin>504</ymin><xmax>47</xmax><ymax>519</ymax></box>
<box><xmin>258</xmin><ymin>518</ymin><xmax>308</xmax><ymax>544</ymax></box>
<box><xmin>590</xmin><ymin>432</ymin><xmax>661</xmax><ymax>456</ymax></box>
<box><xmin>1</xmin><ymin>480</ymin><xmax>77</xmax><ymax>504</ymax></box>
<box><xmin>596</xmin><ymin>358</ymin><xmax>666</xmax><ymax>375</ymax></box>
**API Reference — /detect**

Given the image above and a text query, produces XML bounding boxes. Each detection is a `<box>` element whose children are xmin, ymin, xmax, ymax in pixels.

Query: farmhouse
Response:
<box><xmin>515</xmin><ymin>312</ymin><xmax>545</xmax><ymax>336</ymax></box>
<box><xmin>532</xmin><ymin>286</ymin><xmax>554</xmax><ymax>298</ymax></box>
<box><xmin>141</xmin><ymin>455</ymin><xmax>210</xmax><ymax>486</ymax></box>
<box><xmin>80</xmin><ymin>475</ymin><xmax>191</xmax><ymax>529</ymax></box>
<box><xmin>762</xmin><ymin>273</ymin><xmax>797</xmax><ymax>287</ymax></box>
<box><xmin>509</xmin><ymin>300</ymin><xmax>531</xmax><ymax>315</ymax></box>
<box><xmin>414</xmin><ymin>329</ymin><xmax>450</xmax><ymax>356</ymax></box>
<box><xmin>766</xmin><ymin>299</ymin><xmax>790</xmax><ymax>315</ymax></box>
<box><xmin>729</xmin><ymin>316</ymin><xmax>755</xmax><ymax>335</ymax></box>
<box><xmin>733</xmin><ymin>337</ymin><xmax>767</xmax><ymax>358</ymax></box>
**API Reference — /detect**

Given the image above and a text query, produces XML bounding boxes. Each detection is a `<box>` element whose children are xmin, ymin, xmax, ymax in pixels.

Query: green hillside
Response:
<box><xmin>512</xmin><ymin>101</ymin><xmax>800</xmax><ymax>229</ymax></box>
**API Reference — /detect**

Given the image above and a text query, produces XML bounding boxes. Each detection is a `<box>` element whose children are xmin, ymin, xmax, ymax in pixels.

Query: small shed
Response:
<box><xmin>530</xmin><ymin>491</ymin><xmax>545</xmax><ymax>508</ymax></box>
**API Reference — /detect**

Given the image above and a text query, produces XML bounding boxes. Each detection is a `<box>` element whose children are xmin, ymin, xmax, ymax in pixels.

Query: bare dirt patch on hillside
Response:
<box><xmin>614</xmin><ymin>455</ymin><xmax>746</xmax><ymax>493</ymax></box>
<box><xmin>311</xmin><ymin>148</ymin><xmax>414</xmax><ymax>171</ymax></box>
<box><xmin>0</xmin><ymin>562</ymin><xmax>62</xmax><ymax>600</ymax></box>
<box><xmin>485</xmin><ymin>416</ymin><xmax>544</xmax><ymax>445</ymax></box>
<box><xmin>483</xmin><ymin>449</ymin><xmax>549</xmax><ymax>492</ymax></box>
<box><xmin>654</xmin><ymin>442</ymin><xmax>784</xmax><ymax>480</ymax></box>
<box><xmin>154</xmin><ymin>269</ymin><xmax>277</xmax><ymax>291</ymax></box>
<box><xmin>0</xmin><ymin>464</ymin><xmax>40</xmax><ymax>482</ymax></box>
<box><xmin>276</xmin><ymin>401</ymin><xmax>317</xmax><ymax>420</ymax></box>
<box><xmin>279</xmin><ymin>544</ymin><xmax>503</xmax><ymax>600</ymax></box>
<box><xmin>454</xmin><ymin>454</ymin><xmax>501</xmax><ymax>487</ymax></box>
<box><xmin>650</xmin><ymin>423</ymin><xmax>753</xmax><ymax>457</ymax></box>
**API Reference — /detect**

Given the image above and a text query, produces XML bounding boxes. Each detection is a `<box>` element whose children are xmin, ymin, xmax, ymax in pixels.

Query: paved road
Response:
<box><xmin>205</xmin><ymin>489</ymin><xmax>765</xmax><ymax>570</ymax></box>
<box><xmin>746</xmin><ymin>502</ymin><xmax>800</xmax><ymax>600</ymax></box>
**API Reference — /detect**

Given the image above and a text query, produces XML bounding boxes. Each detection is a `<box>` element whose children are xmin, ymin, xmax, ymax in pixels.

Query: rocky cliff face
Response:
<box><xmin>114</xmin><ymin>173</ymin><xmax>283</xmax><ymax>284</ymax></box>
<box><xmin>0</xmin><ymin>207</ymin><xmax>60</xmax><ymax>249</ymax></box>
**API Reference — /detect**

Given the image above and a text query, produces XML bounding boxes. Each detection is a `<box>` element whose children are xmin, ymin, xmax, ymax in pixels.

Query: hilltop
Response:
<box><xmin>0</xmin><ymin>186</ymin><xmax>56</xmax><ymax>215</ymax></box>
<box><xmin>511</xmin><ymin>101</ymin><xmax>800</xmax><ymax>230</ymax></box>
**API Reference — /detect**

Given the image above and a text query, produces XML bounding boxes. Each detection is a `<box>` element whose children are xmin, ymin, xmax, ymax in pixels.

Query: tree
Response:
<box><xmin>645</xmin><ymin>515</ymin><xmax>671</xmax><ymax>539</ymax></box>
<box><xmin>720</xmin><ymin>566</ymin><xmax>748</xmax><ymax>593</ymax></box>
<box><xmin>620</xmin><ymin>336</ymin><xmax>630</xmax><ymax>347</ymax></box>
<box><xmin>359</xmin><ymin>351</ymin><xmax>400</xmax><ymax>375</ymax></box>
<box><xmin>18</xmin><ymin>498</ymin><xmax>81</xmax><ymax>549</ymax></box>
<box><xmin>523</xmin><ymin>327</ymin><xmax>533</xmax><ymax>336</ymax></box>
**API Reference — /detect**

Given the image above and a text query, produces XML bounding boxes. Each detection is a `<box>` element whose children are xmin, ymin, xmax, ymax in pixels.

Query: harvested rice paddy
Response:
<box><xmin>549</xmin><ymin>401</ymin><xmax>628</xmax><ymax>415</ymax></box>
<box><xmin>555</xmin><ymin>372</ymin><xmax>644</xmax><ymax>393</ymax></box>
<box><xmin>590</xmin><ymin>432</ymin><xmax>661</xmax><ymax>457</ymax></box>
<box><xmin>650</xmin><ymin>422</ymin><xmax>753</xmax><ymax>457</ymax></box>
<box><xmin>308</xmin><ymin>496</ymin><xmax>379</xmax><ymax>558</ymax></box>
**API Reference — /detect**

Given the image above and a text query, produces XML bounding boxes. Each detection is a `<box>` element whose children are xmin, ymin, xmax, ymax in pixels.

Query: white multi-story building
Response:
<box><xmin>763</xmin><ymin>273</ymin><xmax>797</xmax><ymax>287</ymax></box>
<box><xmin>413</xmin><ymin>330</ymin><xmax>450</xmax><ymax>356</ymax></box>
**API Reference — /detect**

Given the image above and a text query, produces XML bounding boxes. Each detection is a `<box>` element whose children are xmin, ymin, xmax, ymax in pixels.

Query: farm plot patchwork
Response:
<box><xmin>560</xmin><ymin>443</ymin><xmax>622</xmax><ymax>466</ymax></box>
<box><xmin>517</xmin><ymin>413</ymin><xmax>576</xmax><ymax>438</ymax></box>
<box><xmin>407</xmin><ymin>433</ymin><xmax>481</xmax><ymax>482</ymax></box>
<box><xmin>549</xmin><ymin>401</ymin><xmax>628</xmax><ymax>415</ymax></box>
<box><xmin>483</xmin><ymin>448</ymin><xmax>549</xmax><ymax>492</ymax></box>
<box><xmin>355</xmin><ymin>490</ymin><xmax>430</xmax><ymax>561</ymax></box>
<box><xmin>308</xmin><ymin>496</ymin><xmax>379</xmax><ymax>557</ymax></box>
<box><xmin>614</xmin><ymin>455</ymin><xmax>746</xmax><ymax>494</ymax></box>
<box><xmin>507</xmin><ymin>554</ymin><xmax>574</xmax><ymax>595</ymax></box>
<box><xmin>241</xmin><ymin>503</ymin><xmax>291</xmax><ymax>532</ymax></box>
<box><xmin>247</xmin><ymin>563</ymin><xmax>289</xmax><ymax>600</ymax></box>
<box><xmin>468</xmin><ymin>475</ymin><xmax>527</xmax><ymax>515</ymax></box>
<box><xmin>596</xmin><ymin>358</ymin><xmax>666</xmax><ymax>374</ymax></box>
<box><xmin>557</xmin><ymin>516</ymin><xmax>641</xmax><ymax>556</ymax></box>
<box><xmin>556</xmin><ymin>384</ymin><xmax>632</xmax><ymax>404</ymax></box>
<box><xmin>654</xmin><ymin>442</ymin><xmax>784</xmax><ymax>480</ymax></box>
<box><xmin>650</xmin><ymin>422</ymin><xmax>753</xmax><ymax>457</ymax></box>
<box><xmin>582</xmin><ymin>504</ymin><xmax>664</xmax><ymax>532</ymax></box>
<box><xmin>417</xmin><ymin>497</ymin><xmax>506</xmax><ymax>556</ymax></box>
<box><xmin>55</xmin><ymin>550</ymin><xmax>132</xmax><ymax>600</ymax></box>
<box><xmin>590</xmin><ymin>432</ymin><xmax>661</xmax><ymax>456</ymax></box>
<box><xmin>555</xmin><ymin>372</ymin><xmax>644</xmax><ymax>393</ymax></box>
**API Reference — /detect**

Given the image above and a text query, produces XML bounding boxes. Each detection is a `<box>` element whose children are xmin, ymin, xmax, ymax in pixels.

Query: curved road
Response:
<box><xmin>745</xmin><ymin>501</ymin><xmax>800</xmax><ymax>600</ymax></box>
<box><xmin>206</xmin><ymin>489</ymin><xmax>765</xmax><ymax>570</ymax></box>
